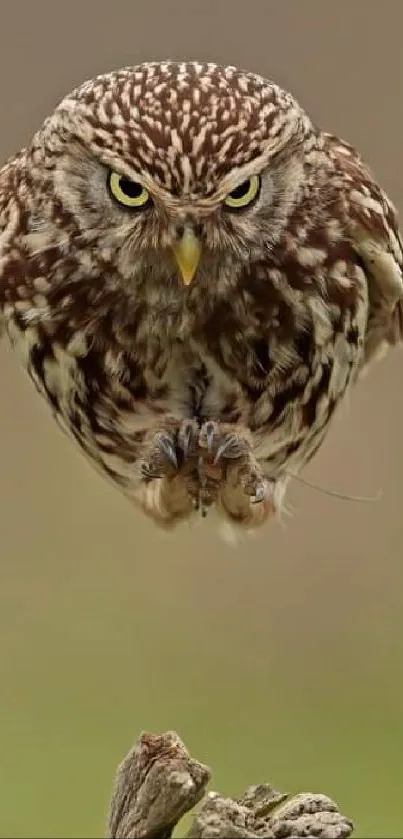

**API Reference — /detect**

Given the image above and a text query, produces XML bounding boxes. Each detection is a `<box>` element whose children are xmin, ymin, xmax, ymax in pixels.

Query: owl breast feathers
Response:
<box><xmin>0</xmin><ymin>61</ymin><xmax>401</xmax><ymax>531</ymax></box>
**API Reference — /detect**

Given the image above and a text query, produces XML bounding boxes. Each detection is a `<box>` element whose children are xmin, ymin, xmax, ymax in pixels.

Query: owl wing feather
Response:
<box><xmin>0</xmin><ymin>151</ymin><xmax>29</xmax><ymax>342</ymax></box>
<box><xmin>324</xmin><ymin>132</ymin><xmax>403</xmax><ymax>367</ymax></box>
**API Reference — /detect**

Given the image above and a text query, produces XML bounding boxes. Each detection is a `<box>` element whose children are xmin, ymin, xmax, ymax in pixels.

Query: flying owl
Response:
<box><xmin>0</xmin><ymin>61</ymin><xmax>401</xmax><ymax>530</ymax></box>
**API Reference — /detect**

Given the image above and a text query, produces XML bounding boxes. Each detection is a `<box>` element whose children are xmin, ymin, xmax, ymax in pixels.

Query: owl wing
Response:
<box><xmin>324</xmin><ymin>132</ymin><xmax>403</xmax><ymax>367</ymax></box>
<box><xmin>0</xmin><ymin>151</ymin><xmax>26</xmax><ymax>344</ymax></box>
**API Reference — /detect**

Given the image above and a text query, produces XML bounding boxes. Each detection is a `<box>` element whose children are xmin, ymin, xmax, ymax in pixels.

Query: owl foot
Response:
<box><xmin>198</xmin><ymin>420</ymin><xmax>275</xmax><ymax>525</ymax></box>
<box><xmin>198</xmin><ymin>421</ymin><xmax>267</xmax><ymax>503</ymax></box>
<box><xmin>140</xmin><ymin>419</ymin><xmax>199</xmax><ymax>479</ymax></box>
<box><xmin>140</xmin><ymin>419</ymin><xmax>276</xmax><ymax>527</ymax></box>
<box><xmin>139</xmin><ymin>419</ymin><xmax>204</xmax><ymax>525</ymax></box>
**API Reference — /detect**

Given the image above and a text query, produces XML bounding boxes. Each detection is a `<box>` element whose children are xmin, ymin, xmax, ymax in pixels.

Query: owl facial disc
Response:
<box><xmin>171</xmin><ymin>226</ymin><xmax>202</xmax><ymax>285</ymax></box>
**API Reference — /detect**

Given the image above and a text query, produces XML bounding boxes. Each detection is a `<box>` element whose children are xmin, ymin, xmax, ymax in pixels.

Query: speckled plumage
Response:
<box><xmin>0</xmin><ymin>61</ymin><xmax>402</xmax><ymax>531</ymax></box>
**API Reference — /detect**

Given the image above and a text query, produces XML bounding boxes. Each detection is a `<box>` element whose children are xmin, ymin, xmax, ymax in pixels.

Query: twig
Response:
<box><xmin>106</xmin><ymin>730</ymin><xmax>354</xmax><ymax>838</ymax></box>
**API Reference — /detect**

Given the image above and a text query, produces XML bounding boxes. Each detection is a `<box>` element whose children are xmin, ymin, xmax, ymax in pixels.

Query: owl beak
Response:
<box><xmin>171</xmin><ymin>226</ymin><xmax>202</xmax><ymax>286</ymax></box>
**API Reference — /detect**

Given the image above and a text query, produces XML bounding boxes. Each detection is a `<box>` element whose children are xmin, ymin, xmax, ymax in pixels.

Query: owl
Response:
<box><xmin>0</xmin><ymin>61</ymin><xmax>401</xmax><ymax>531</ymax></box>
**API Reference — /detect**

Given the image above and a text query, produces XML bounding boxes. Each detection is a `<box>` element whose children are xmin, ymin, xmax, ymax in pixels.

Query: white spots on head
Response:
<box><xmin>108</xmin><ymin>109</ymin><xmax>126</xmax><ymax>130</ymax></box>
<box><xmin>51</xmin><ymin>61</ymin><xmax>312</xmax><ymax>201</ymax></box>
<box><xmin>192</xmin><ymin>62</ymin><xmax>205</xmax><ymax>78</ymax></box>
<box><xmin>216</xmin><ymin>133</ymin><xmax>236</xmax><ymax>162</ymax></box>
<box><xmin>98</xmin><ymin>101</ymin><xmax>112</xmax><ymax>126</ymax></box>
<box><xmin>168</xmin><ymin>88</ymin><xmax>178</xmax><ymax>108</ymax></box>
<box><xmin>181</xmin><ymin>113</ymin><xmax>190</xmax><ymax>133</ymax></box>
<box><xmin>140</xmin><ymin>124</ymin><xmax>159</xmax><ymax>156</ymax></box>
<box><xmin>153</xmin><ymin>82</ymin><xmax>167</xmax><ymax>98</ymax></box>
<box><xmin>237</xmin><ymin>76</ymin><xmax>249</xmax><ymax>94</ymax></box>
<box><xmin>191</xmin><ymin>124</ymin><xmax>209</xmax><ymax>163</ymax></box>
<box><xmin>180</xmin><ymin>155</ymin><xmax>192</xmax><ymax>193</ymax></box>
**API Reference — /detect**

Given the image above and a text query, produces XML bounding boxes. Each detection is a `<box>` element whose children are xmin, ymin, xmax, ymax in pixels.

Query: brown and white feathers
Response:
<box><xmin>0</xmin><ymin>61</ymin><xmax>401</xmax><ymax>531</ymax></box>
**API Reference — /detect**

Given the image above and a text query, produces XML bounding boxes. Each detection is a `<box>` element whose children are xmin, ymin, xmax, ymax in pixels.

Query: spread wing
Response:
<box><xmin>324</xmin><ymin>132</ymin><xmax>403</xmax><ymax>367</ymax></box>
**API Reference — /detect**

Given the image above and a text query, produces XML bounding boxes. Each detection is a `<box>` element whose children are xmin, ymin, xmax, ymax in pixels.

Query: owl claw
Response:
<box><xmin>214</xmin><ymin>435</ymin><xmax>244</xmax><ymax>464</ymax></box>
<box><xmin>251</xmin><ymin>482</ymin><xmax>268</xmax><ymax>504</ymax></box>
<box><xmin>177</xmin><ymin>419</ymin><xmax>199</xmax><ymax>462</ymax></box>
<box><xmin>197</xmin><ymin>420</ymin><xmax>274</xmax><ymax>522</ymax></box>
<box><xmin>141</xmin><ymin>419</ymin><xmax>200</xmax><ymax>482</ymax></box>
<box><xmin>159</xmin><ymin>434</ymin><xmax>178</xmax><ymax>469</ymax></box>
<box><xmin>204</xmin><ymin>421</ymin><xmax>216</xmax><ymax>454</ymax></box>
<box><xmin>142</xmin><ymin>419</ymin><xmax>269</xmax><ymax>523</ymax></box>
<box><xmin>199</xmin><ymin>421</ymin><xmax>249</xmax><ymax>464</ymax></box>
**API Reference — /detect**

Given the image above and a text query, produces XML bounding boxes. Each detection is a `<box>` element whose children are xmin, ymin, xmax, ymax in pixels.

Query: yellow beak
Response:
<box><xmin>171</xmin><ymin>226</ymin><xmax>202</xmax><ymax>286</ymax></box>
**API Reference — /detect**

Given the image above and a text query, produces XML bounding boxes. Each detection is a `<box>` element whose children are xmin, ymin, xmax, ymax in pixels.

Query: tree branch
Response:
<box><xmin>106</xmin><ymin>730</ymin><xmax>354</xmax><ymax>838</ymax></box>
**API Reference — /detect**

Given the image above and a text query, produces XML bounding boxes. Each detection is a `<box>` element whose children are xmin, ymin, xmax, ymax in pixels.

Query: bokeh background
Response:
<box><xmin>0</xmin><ymin>1</ymin><xmax>402</xmax><ymax>837</ymax></box>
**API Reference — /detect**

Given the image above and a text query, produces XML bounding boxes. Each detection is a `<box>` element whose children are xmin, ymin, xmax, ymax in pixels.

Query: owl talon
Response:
<box><xmin>159</xmin><ymin>434</ymin><xmax>178</xmax><ymax>469</ymax></box>
<box><xmin>214</xmin><ymin>435</ymin><xmax>244</xmax><ymax>464</ymax></box>
<box><xmin>178</xmin><ymin>419</ymin><xmax>199</xmax><ymax>462</ymax></box>
<box><xmin>251</xmin><ymin>482</ymin><xmax>269</xmax><ymax>504</ymax></box>
<box><xmin>141</xmin><ymin>430</ymin><xmax>179</xmax><ymax>480</ymax></box>
<box><xmin>199</xmin><ymin>421</ymin><xmax>250</xmax><ymax>464</ymax></box>
<box><xmin>142</xmin><ymin>419</ymin><xmax>201</xmax><ymax>481</ymax></box>
<box><xmin>204</xmin><ymin>421</ymin><xmax>216</xmax><ymax>454</ymax></box>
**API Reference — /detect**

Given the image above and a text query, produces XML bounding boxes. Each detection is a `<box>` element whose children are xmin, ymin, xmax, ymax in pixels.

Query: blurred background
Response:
<box><xmin>0</xmin><ymin>1</ymin><xmax>402</xmax><ymax>837</ymax></box>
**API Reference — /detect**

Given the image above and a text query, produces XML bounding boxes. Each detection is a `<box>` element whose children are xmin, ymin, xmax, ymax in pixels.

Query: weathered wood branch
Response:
<box><xmin>107</xmin><ymin>730</ymin><xmax>354</xmax><ymax>838</ymax></box>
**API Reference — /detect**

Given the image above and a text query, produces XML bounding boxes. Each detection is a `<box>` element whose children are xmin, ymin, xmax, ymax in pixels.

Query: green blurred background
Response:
<box><xmin>0</xmin><ymin>2</ymin><xmax>402</xmax><ymax>837</ymax></box>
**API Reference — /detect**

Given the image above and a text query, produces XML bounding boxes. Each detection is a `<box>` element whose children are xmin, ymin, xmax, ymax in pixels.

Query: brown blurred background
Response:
<box><xmin>0</xmin><ymin>1</ymin><xmax>402</xmax><ymax>837</ymax></box>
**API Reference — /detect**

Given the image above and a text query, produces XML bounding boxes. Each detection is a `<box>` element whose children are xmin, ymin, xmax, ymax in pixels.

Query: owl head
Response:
<box><xmin>30</xmin><ymin>61</ymin><xmax>315</xmax><ymax>298</ymax></box>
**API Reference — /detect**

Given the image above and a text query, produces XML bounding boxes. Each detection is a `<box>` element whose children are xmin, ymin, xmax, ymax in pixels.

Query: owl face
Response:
<box><xmin>33</xmin><ymin>62</ymin><xmax>314</xmax><ymax>295</ymax></box>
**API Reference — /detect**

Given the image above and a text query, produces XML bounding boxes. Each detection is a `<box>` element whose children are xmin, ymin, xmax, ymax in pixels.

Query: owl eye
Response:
<box><xmin>223</xmin><ymin>174</ymin><xmax>261</xmax><ymax>210</ymax></box>
<box><xmin>108</xmin><ymin>171</ymin><xmax>152</xmax><ymax>209</ymax></box>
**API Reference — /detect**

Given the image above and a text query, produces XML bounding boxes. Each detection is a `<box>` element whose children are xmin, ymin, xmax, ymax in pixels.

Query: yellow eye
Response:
<box><xmin>224</xmin><ymin>174</ymin><xmax>261</xmax><ymax>210</ymax></box>
<box><xmin>108</xmin><ymin>171</ymin><xmax>151</xmax><ymax>209</ymax></box>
